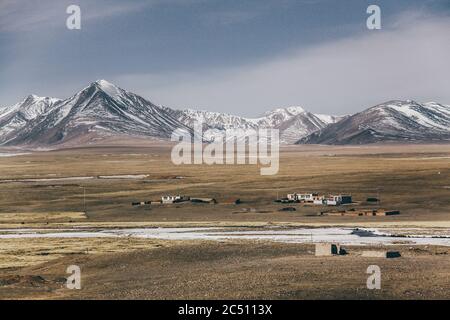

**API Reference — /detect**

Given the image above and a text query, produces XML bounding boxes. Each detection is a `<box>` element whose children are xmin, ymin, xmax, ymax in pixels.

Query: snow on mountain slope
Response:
<box><xmin>176</xmin><ymin>106</ymin><xmax>341</xmax><ymax>144</ymax></box>
<box><xmin>274</xmin><ymin>112</ymin><xmax>332</xmax><ymax>144</ymax></box>
<box><xmin>5</xmin><ymin>82</ymin><xmax>445</xmax><ymax>147</ymax></box>
<box><xmin>314</xmin><ymin>114</ymin><xmax>346</xmax><ymax>125</ymax></box>
<box><xmin>0</xmin><ymin>95</ymin><xmax>61</xmax><ymax>143</ymax></box>
<box><xmin>177</xmin><ymin>109</ymin><xmax>258</xmax><ymax>130</ymax></box>
<box><xmin>298</xmin><ymin>100</ymin><xmax>450</xmax><ymax>145</ymax></box>
<box><xmin>250</xmin><ymin>106</ymin><xmax>307</xmax><ymax>127</ymax></box>
<box><xmin>1</xmin><ymin>80</ymin><xmax>386</xmax><ymax>147</ymax></box>
<box><xmin>2</xmin><ymin>80</ymin><xmax>190</xmax><ymax>146</ymax></box>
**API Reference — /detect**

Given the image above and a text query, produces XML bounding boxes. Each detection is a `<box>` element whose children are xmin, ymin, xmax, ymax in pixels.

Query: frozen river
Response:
<box><xmin>1</xmin><ymin>227</ymin><xmax>450</xmax><ymax>246</ymax></box>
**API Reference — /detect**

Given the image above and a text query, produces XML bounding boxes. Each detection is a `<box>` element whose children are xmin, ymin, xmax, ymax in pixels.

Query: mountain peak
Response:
<box><xmin>91</xmin><ymin>79</ymin><xmax>122</xmax><ymax>98</ymax></box>
<box><xmin>22</xmin><ymin>94</ymin><xmax>60</xmax><ymax>106</ymax></box>
<box><xmin>28</xmin><ymin>94</ymin><xmax>40</xmax><ymax>100</ymax></box>
<box><xmin>23</xmin><ymin>94</ymin><xmax>45</xmax><ymax>103</ymax></box>
<box><xmin>376</xmin><ymin>99</ymin><xmax>419</xmax><ymax>107</ymax></box>
<box><xmin>285</xmin><ymin>106</ymin><xmax>306</xmax><ymax>113</ymax></box>
<box><xmin>94</xmin><ymin>79</ymin><xmax>115</xmax><ymax>87</ymax></box>
<box><xmin>1</xmin><ymin>80</ymin><xmax>190</xmax><ymax>146</ymax></box>
<box><xmin>266</xmin><ymin>106</ymin><xmax>305</xmax><ymax>115</ymax></box>
<box><xmin>299</xmin><ymin>100</ymin><xmax>450</xmax><ymax>145</ymax></box>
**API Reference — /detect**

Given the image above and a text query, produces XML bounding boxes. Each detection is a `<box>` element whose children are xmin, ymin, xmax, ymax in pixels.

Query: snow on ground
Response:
<box><xmin>1</xmin><ymin>227</ymin><xmax>449</xmax><ymax>246</ymax></box>
<box><xmin>98</xmin><ymin>174</ymin><xmax>149</xmax><ymax>179</ymax></box>
<box><xmin>0</xmin><ymin>152</ymin><xmax>30</xmax><ymax>157</ymax></box>
<box><xmin>0</xmin><ymin>174</ymin><xmax>150</xmax><ymax>182</ymax></box>
<box><xmin>0</xmin><ymin>176</ymin><xmax>95</xmax><ymax>182</ymax></box>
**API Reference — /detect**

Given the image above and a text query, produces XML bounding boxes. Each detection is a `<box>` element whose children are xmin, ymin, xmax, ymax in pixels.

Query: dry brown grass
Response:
<box><xmin>0</xmin><ymin>143</ymin><xmax>449</xmax><ymax>224</ymax></box>
<box><xmin>0</xmin><ymin>237</ymin><xmax>173</xmax><ymax>269</ymax></box>
<box><xmin>0</xmin><ymin>212</ymin><xmax>86</xmax><ymax>223</ymax></box>
<box><xmin>0</xmin><ymin>143</ymin><xmax>449</xmax><ymax>299</ymax></box>
<box><xmin>1</xmin><ymin>241</ymin><xmax>449</xmax><ymax>300</ymax></box>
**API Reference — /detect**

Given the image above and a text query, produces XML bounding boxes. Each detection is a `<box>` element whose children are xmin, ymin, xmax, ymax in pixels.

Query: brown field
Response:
<box><xmin>0</xmin><ymin>143</ymin><xmax>449</xmax><ymax>299</ymax></box>
<box><xmin>1</xmin><ymin>242</ymin><xmax>449</xmax><ymax>300</ymax></box>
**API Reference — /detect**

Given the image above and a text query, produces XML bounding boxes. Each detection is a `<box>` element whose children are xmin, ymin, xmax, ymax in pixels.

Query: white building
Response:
<box><xmin>286</xmin><ymin>193</ymin><xmax>325</xmax><ymax>203</ymax></box>
<box><xmin>297</xmin><ymin>193</ymin><xmax>314</xmax><ymax>201</ymax></box>
<box><xmin>161</xmin><ymin>195</ymin><xmax>189</xmax><ymax>204</ymax></box>
<box><xmin>325</xmin><ymin>195</ymin><xmax>352</xmax><ymax>206</ymax></box>
<box><xmin>285</xmin><ymin>193</ymin><xmax>351</xmax><ymax>205</ymax></box>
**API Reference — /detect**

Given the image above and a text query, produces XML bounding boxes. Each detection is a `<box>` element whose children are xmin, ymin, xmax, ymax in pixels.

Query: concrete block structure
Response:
<box><xmin>315</xmin><ymin>243</ymin><xmax>342</xmax><ymax>256</ymax></box>
<box><xmin>362</xmin><ymin>251</ymin><xmax>401</xmax><ymax>258</ymax></box>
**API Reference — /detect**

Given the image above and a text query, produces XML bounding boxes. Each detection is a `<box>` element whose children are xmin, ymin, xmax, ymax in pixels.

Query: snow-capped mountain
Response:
<box><xmin>0</xmin><ymin>95</ymin><xmax>61</xmax><ymax>144</ymax></box>
<box><xmin>4</xmin><ymin>81</ymin><xmax>445</xmax><ymax>147</ymax></box>
<box><xmin>175</xmin><ymin>106</ymin><xmax>343</xmax><ymax>144</ymax></box>
<box><xmin>298</xmin><ymin>100</ymin><xmax>450</xmax><ymax>145</ymax></box>
<box><xmin>176</xmin><ymin>109</ymin><xmax>258</xmax><ymax>131</ymax></box>
<box><xmin>256</xmin><ymin>107</ymin><xmax>344</xmax><ymax>143</ymax></box>
<box><xmin>0</xmin><ymin>80</ymin><xmax>190</xmax><ymax>146</ymax></box>
<box><xmin>253</xmin><ymin>106</ymin><xmax>309</xmax><ymax>127</ymax></box>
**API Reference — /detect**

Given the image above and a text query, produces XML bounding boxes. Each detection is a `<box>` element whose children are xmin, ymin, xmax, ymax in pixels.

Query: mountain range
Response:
<box><xmin>0</xmin><ymin>80</ymin><xmax>190</xmax><ymax>146</ymax></box>
<box><xmin>298</xmin><ymin>100</ymin><xmax>450</xmax><ymax>144</ymax></box>
<box><xmin>176</xmin><ymin>106</ymin><xmax>343</xmax><ymax>144</ymax></box>
<box><xmin>1</xmin><ymin>80</ymin><xmax>449</xmax><ymax>147</ymax></box>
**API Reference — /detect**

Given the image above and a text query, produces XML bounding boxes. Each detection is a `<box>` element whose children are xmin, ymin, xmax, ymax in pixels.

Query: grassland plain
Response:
<box><xmin>0</xmin><ymin>143</ymin><xmax>449</xmax><ymax>299</ymax></box>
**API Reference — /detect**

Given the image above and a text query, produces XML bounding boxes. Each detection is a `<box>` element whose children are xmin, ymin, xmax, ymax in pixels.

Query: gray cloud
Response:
<box><xmin>2</xmin><ymin>4</ymin><xmax>449</xmax><ymax>118</ymax></box>
<box><xmin>115</xmin><ymin>13</ymin><xmax>450</xmax><ymax>116</ymax></box>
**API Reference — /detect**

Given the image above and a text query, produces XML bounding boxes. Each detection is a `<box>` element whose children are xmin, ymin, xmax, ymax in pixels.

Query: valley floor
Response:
<box><xmin>0</xmin><ymin>143</ymin><xmax>449</xmax><ymax>299</ymax></box>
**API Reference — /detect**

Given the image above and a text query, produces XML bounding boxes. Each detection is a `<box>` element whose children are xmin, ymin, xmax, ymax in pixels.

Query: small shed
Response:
<box><xmin>315</xmin><ymin>243</ymin><xmax>344</xmax><ymax>256</ymax></box>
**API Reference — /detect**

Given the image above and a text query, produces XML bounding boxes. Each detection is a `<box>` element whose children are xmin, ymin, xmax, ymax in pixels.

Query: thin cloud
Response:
<box><xmin>0</xmin><ymin>0</ymin><xmax>148</xmax><ymax>33</ymax></box>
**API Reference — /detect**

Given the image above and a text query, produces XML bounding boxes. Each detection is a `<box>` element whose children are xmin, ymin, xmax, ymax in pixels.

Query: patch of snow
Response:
<box><xmin>0</xmin><ymin>152</ymin><xmax>30</xmax><ymax>157</ymax></box>
<box><xmin>314</xmin><ymin>114</ymin><xmax>343</xmax><ymax>124</ymax></box>
<box><xmin>98</xmin><ymin>174</ymin><xmax>149</xmax><ymax>179</ymax></box>
<box><xmin>0</xmin><ymin>176</ymin><xmax>95</xmax><ymax>183</ymax></box>
<box><xmin>1</xmin><ymin>227</ymin><xmax>450</xmax><ymax>246</ymax></box>
<box><xmin>95</xmin><ymin>79</ymin><xmax>122</xmax><ymax>98</ymax></box>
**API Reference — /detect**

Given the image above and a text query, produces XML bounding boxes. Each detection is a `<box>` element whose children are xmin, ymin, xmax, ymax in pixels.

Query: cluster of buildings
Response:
<box><xmin>154</xmin><ymin>193</ymin><xmax>354</xmax><ymax>206</ymax></box>
<box><xmin>133</xmin><ymin>192</ymin><xmax>399</xmax><ymax>217</ymax></box>
<box><xmin>132</xmin><ymin>195</ymin><xmax>217</xmax><ymax>206</ymax></box>
<box><xmin>280</xmin><ymin>193</ymin><xmax>352</xmax><ymax>206</ymax></box>
<box><xmin>132</xmin><ymin>191</ymin><xmax>401</xmax><ymax>218</ymax></box>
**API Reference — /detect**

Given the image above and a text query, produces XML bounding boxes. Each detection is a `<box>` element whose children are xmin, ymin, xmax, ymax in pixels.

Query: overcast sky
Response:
<box><xmin>1</xmin><ymin>0</ymin><xmax>449</xmax><ymax>116</ymax></box>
